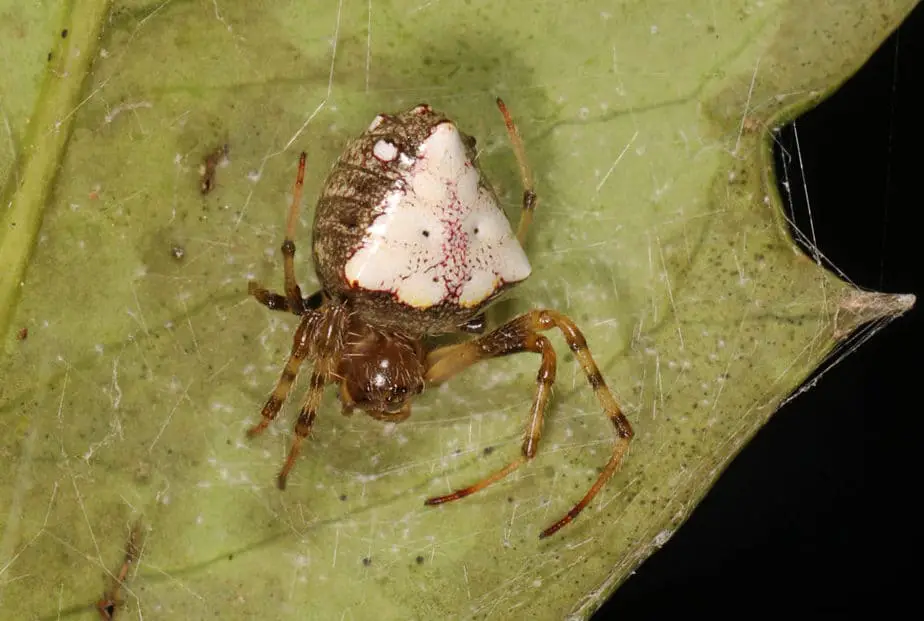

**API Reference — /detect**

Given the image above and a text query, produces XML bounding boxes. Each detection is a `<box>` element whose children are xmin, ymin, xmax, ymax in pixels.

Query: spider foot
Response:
<box><xmin>423</xmin><ymin>493</ymin><xmax>454</xmax><ymax>506</ymax></box>
<box><xmin>538</xmin><ymin>509</ymin><xmax>581</xmax><ymax>539</ymax></box>
<box><xmin>247</xmin><ymin>418</ymin><xmax>270</xmax><ymax>438</ymax></box>
<box><xmin>424</xmin><ymin>458</ymin><xmax>525</xmax><ymax>506</ymax></box>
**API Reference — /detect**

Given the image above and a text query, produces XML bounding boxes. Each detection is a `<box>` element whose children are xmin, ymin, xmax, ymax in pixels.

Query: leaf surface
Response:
<box><xmin>0</xmin><ymin>2</ymin><xmax>915</xmax><ymax>619</ymax></box>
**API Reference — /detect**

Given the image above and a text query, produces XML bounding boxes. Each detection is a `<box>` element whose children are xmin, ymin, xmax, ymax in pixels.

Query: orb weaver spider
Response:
<box><xmin>246</xmin><ymin>99</ymin><xmax>633</xmax><ymax>538</ymax></box>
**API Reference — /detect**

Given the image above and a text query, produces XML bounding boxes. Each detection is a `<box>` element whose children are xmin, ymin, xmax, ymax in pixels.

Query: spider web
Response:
<box><xmin>0</xmin><ymin>2</ymin><xmax>916</xmax><ymax>620</ymax></box>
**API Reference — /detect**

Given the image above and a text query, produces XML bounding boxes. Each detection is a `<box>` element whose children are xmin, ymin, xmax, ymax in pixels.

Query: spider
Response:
<box><xmin>246</xmin><ymin>99</ymin><xmax>633</xmax><ymax>538</ymax></box>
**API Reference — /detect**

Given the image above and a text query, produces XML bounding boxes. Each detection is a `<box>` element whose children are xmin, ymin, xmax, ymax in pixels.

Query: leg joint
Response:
<box><xmin>567</xmin><ymin>332</ymin><xmax>588</xmax><ymax>353</ymax></box>
<box><xmin>613</xmin><ymin>413</ymin><xmax>633</xmax><ymax>439</ymax></box>
<box><xmin>536</xmin><ymin>365</ymin><xmax>555</xmax><ymax>384</ymax></box>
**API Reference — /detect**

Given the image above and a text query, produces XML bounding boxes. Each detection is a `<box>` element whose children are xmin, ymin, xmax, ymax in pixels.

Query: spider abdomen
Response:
<box><xmin>312</xmin><ymin>104</ymin><xmax>531</xmax><ymax>336</ymax></box>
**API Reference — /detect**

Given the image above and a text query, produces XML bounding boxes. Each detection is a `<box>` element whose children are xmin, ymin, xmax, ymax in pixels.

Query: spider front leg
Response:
<box><xmin>248</xmin><ymin>311</ymin><xmax>319</xmax><ymax>438</ymax></box>
<box><xmin>424</xmin><ymin>309</ymin><xmax>632</xmax><ymax>539</ymax></box>
<box><xmin>247</xmin><ymin>311</ymin><xmax>324</xmax><ymax>489</ymax></box>
<box><xmin>249</xmin><ymin>302</ymin><xmax>349</xmax><ymax>489</ymax></box>
<box><xmin>275</xmin><ymin>367</ymin><xmax>327</xmax><ymax>489</ymax></box>
<box><xmin>251</xmin><ymin>354</ymin><xmax>326</xmax><ymax>489</ymax></box>
<box><xmin>249</xmin><ymin>284</ymin><xmax>323</xmax><ymax>315</ymax></box>
<box><xmin>247</xmin><ymin>151</ymin><xmax>309</xmax><ymax>315</ymax></box>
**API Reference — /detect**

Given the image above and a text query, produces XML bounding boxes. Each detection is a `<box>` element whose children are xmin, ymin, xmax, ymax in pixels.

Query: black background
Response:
<box><xmin>596</xmin><ymin>5</ymin><xmax>921</xmax><ymax>619</ymax></box>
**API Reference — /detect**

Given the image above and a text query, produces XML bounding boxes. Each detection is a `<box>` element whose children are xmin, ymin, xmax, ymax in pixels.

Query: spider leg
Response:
<box><xmin>247</xmin><ymin>151</ymin><xmax>312</xmax><ymax>316</ymax></box>
<box><xmin>282</xmin><ymin>151</ymin><xmax>308</xmax><ymax>311</ymax></box>
<box><xmin>248</xmin><ymin>282</ymin><xmax>322</xmax><ymax>315</ymax></box>
<box><xmin>276</xmin><ymin>368</ymin><xmax>326</xmax><ymax>489</ymax></box>
<box><xmin>424</xmin><ymin>309</ymin><xmax>632</xmax><ymax>539</ymax></box>
<box><xmin>496</xmin><ymin>98</ymin><xmax>537</xmax><ymax>246</ymax></box>
<box><xmin>248</xmin><ymin>281</ymin><xmax>296</xmax><ymax>313</ymax></box>
<box><xmin>425</xmin><ymin>330</ymin><xmax>554</xmax><ymax>502</ymax></box>
<box><xmin>247</xmin><ymin>312</ymin><xmax>318</xmax><ymax>438</ymax></box>
<box><xmin>260</xmin><ymin>302</ymin><xmax>349</xmax><ymax>489</ymax></box>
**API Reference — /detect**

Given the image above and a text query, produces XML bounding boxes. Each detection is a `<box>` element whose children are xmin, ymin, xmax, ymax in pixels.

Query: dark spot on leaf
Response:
<box><xmin>362</xmin><ymin>557</ymin><xmax>372</xmax><ymax>566</ymax></box>
<box><xmin>415</xmin><ymin>555</ymin><xmax>425</xmax><ymax>565</ymax></box>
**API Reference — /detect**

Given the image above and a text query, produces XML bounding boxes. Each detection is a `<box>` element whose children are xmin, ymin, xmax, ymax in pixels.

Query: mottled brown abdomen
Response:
<box><xmin>312</xmin><ymin>105</ymin><xmax>516</xmax><ymax>336</ymax></box>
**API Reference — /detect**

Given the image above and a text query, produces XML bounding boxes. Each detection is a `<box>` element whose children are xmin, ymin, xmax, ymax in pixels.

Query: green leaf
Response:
<box><xmin>0</xmin><ymin>2</ymin><xmax>915</xmax><ymax>619</ymax></box>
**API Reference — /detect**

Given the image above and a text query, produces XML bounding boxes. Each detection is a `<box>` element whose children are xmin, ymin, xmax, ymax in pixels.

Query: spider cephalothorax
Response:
<box><xmin>338</xmin><ymin>320</ymin><xmax>425</xmax><ymax>418</ymax></box>
<box><xmin>247</xmin><ymin>100</ymin><xmax>633</xmax><ymax>538</ymax></box>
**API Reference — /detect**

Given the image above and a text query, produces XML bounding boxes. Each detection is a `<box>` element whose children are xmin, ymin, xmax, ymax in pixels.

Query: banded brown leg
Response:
<box><xmin>496</xmin><ymin>98</ymin><xmax>537</xmax><ymax>246</ymax></box>
<box><xmin>282</xmin><ymin>152</ymin><xmax>308</xmax><ymax>311</ymax></box>
<box><xmin>253</xmin><ymin>302</ymin><xmax>349</xmax><ymax>489</ymax></box>
<box><xmin>249</xmin><ymin>281</ymin><xmax>295</xmax><ymax>313</ymax></box>
<box><xmin>247</xmin><ymin>311</ymin><xmax>319</xmax><ymax>439</ymax></box>
<box><xmin>248</xmin><ymin>283</ymin><xmax>323</xmax><ymax>315</ymax></box>
<box><xmin>424</xmin><ymin>309</ymin><xmax>632</xmax><ymax>538</ymax></box>
<box><xmin>247</xmin><ymin>151</ymin><xmax>311</xmax><ymax>316</ymax></box>
<box><xmin>426</xmin><ymin>330</ymin><xmax>554</xmax><ymax>503</ymax></box>
<box><xmin>276</xmin><ymin>368</ymin><xmax>326</xmax><ymax>489</ymax></box>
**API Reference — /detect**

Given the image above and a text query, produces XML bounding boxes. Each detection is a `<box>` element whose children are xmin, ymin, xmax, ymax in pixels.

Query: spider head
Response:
<box><xmin>339</xmin><ymin>329</ymin><xmax>425</xmax><ymax>417</ymax></box>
